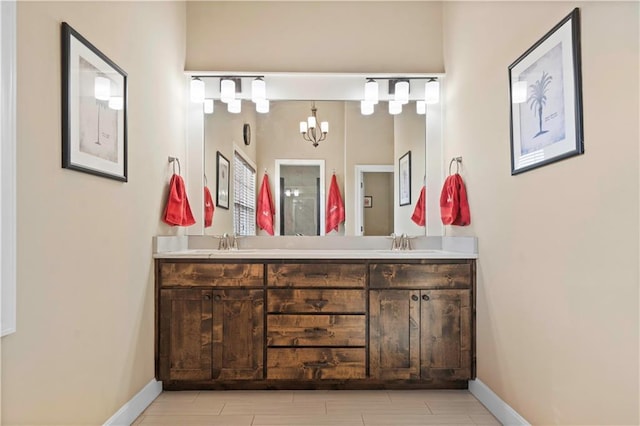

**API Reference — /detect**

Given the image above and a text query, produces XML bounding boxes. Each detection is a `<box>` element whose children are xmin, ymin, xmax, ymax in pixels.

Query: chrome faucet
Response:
<box><xmin>400</xmin><ymin>233</ymin><xmax>412</xmax><ymax>251</ymax></box>
<box><xmin>218</xmin><ymin>233</ymin><xmax>229</xmax><ymax>250</ymax></box>
<box><xmin>217</xmin><ymin>233</ymin><xmax>238</xmax><ymax>250</ymax></box>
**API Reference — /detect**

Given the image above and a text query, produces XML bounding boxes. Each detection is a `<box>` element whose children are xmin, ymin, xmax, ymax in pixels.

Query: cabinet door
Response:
<box><xmin>420</xmin><ymin>290</ymin><xmax>472</xmax><ymax>381</ymax></box>
<box><xmin>212</xmin><ymin>289</ymin><xmax>264</xmax><ymax>380</ymax></box>
<box><xmin>159</xmin><ymin>289</ymin><xmax>213</xmax><ymax>381</ymax></box>
<box><xmin>369</xmin><ymin>290</ymin><xmax>420</xmax><ymax>380</ymax></box>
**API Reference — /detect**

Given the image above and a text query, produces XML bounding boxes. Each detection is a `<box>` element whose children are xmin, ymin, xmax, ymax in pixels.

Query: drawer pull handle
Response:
<box><xmin>305</xmin><ymin>299</ymin><xmax>329</xmax><ymax>309</ymax></box>
<box><xmin>213</xmin><ymin>295</ymin><xmax>222</xmax><ymax>302</ymax></box>
<box><xmin>305</xmin><ymin>273</ymin><xmax>329</xmax><ymax>278</ymax></box>
<box><xmin>411</xmin><ymin>295</ymin><xmax>419</xmax><ymax>302</ymax></box>
<box><xmin>303</xmin><ymin>327</ymin><xmax>329</xmax><ymax>335</ymax></box>
<box><xmin>422</xmin><ymin>294</ymin><xmax>430</xmax><ymax>301</ymax></box>
<box><xmin>303</xmin><ymin>361</ymin><xmax>330</xmax><ymax>368</ymax></box>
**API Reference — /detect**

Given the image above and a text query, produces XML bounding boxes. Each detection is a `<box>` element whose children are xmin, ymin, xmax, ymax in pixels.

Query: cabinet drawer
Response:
<box><xmin>267</xmin><ymin>348</ymin><xmax>365</xmax><ymax>380</ymax></box>
<box><xmin>370</xmin><ymin>263</ymin><xmax>471</xmax><ymax>289</ymax></box>
<box><xmin>267</xmin><ymin>289</ymin><xmax>365</xmax><ymax>313</ymax></box>
<box><xmin>160</xmin><ymin>262</ymin><xmax>264</xmax><ymax>287</ymax></box>
<box><xmin>268</xmin><ymin>264</ymin><xmax>366</xmax><ymax>288</ymax></box>
<box><xmin>267</xmin><ymin>315</ymin><xmax>365</xmax><ymax>347</ymax></box>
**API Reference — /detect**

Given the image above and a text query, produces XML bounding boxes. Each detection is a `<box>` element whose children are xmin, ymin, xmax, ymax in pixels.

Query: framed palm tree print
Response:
<box><xmin>508</xmin><ymin>8</ymin><xmax>584</xmax><ymax>175</ymax></box>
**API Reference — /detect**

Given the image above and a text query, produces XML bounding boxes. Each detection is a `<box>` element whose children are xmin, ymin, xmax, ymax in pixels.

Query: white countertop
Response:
<box><xmin>153</xmin><ymin>248</ymin><xmax>477</xmax><ymax>260</ymax></box>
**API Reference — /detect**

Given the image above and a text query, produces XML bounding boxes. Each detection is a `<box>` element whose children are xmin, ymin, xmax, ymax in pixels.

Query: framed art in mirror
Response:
<box><xmin>399</xmin><ymin>150</ymin><xmax>411</xmax><ymax>206</ymax></box>
<box><xmin>508</xmin><ymin>8</ymin><xmax>583</xmax><ymax>175</ymax></box>
<box><xmin>216</xmin><ymin>151</ymin><xmax>230</xmax><ymax>209</ymax></box>
<box><xmin>61</xmin><ymin>22</ymin><xmax>128</xmax><ymax>181</ymax></box>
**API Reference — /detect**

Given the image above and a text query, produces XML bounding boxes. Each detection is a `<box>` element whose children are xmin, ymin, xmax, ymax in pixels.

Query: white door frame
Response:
<box><xmin>354</xmin><ymin>164</ymin><xmax>394</xmax><ymax>236</ymax></box>
<box><xmin>274</xmin><ymin>159</ymin><xmax>326</xmax><ymax>236</ymax></box>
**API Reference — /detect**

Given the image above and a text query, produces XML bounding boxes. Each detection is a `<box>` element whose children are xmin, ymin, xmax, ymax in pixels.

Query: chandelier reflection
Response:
<box><xmin>299</xmin><ymin>102</ymin><xmax>329</xmax><ymax>147</ymax></box>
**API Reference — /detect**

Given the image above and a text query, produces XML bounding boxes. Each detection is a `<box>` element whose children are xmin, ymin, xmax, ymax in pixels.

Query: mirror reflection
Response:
<box><xmin>203</xmin><ymin>99</ymin><xmax>426</xmax><ymax>237</ymax></box>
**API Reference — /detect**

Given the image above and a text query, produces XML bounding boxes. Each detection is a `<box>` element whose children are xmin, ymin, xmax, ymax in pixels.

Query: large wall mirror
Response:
<box><xmin>186</xmin><ymin>73</ymin><xmax>444</xmax><ymax>238</ymax></box>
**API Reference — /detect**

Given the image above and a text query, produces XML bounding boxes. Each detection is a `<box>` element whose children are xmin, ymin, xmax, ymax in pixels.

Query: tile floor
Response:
<box><xmin>133</xmin><ymin>390</ymin><xmax>501</xmax><ymax>425</ymax></box>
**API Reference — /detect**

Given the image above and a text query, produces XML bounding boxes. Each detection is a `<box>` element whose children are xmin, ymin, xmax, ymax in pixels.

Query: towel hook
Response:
<box><xmin>168</xmin><ymin>156</ymin><xmax>181</xmax><ymax>175</ymax></box>
<box><xmin>448</xmin><ymin>156</ymin><xmax>462</xmax><ymax>175</ymax></box>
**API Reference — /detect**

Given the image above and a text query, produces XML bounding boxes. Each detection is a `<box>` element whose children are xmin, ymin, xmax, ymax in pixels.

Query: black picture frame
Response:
<box><xmin>508</xmin><ymin>8</ymin><xmax>584</xmax><ymax>175</ymax></box>
<box><xmin>399</xmin><ymin>151</ymin><xmax>411</xmax><ymax>206</ymax></box>
<box><xmin>216</xmin><ymin>151</ymin><xmax>230</xmax><ymax>209</ymax></box>
<box><xmin>364</xmin><ymin>196</ymin><xmax>373</xmax><ymax>208</ymax></box>
<box><xmin>61</xmin><ymin>22</ymin><xmax>128</xmax><ymax>181</ymax></box>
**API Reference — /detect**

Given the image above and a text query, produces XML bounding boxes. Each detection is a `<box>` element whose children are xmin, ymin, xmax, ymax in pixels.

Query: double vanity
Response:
<box><xmin>154</xmin><ymin>237</ymin><xmax>477</xmax><ymax>390</ymax></box>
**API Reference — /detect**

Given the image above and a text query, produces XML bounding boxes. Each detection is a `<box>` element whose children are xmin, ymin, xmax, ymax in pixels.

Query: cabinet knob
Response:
<box><xmin>213</xmin><ymin>295</ymin><xmax>222</xmax><ymax>302</ymax></box>
<box><xmin>203</xmin><ymin>294</ymin><xmax>212</xmax><ymax>300</ymax></box>
<box><xmin>411</xmin><ymin>295</ymin><xmax>419</xmax><ymax>301</ymax></box>
<box><xmin>422</xmin><ymin>294</ymin><xmax>430</xmax><ymax>301</ymax></box>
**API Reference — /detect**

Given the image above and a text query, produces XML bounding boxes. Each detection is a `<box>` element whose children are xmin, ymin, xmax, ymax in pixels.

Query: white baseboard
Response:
<box><xmin>469</xmin><ymin>379</ymin><xmax>530</xmax><ymax>425</ymax></box>
<box><xmin>103</xmin><ymin>379</ymin><xmax>162</xmax><ymax>426</ymax></box>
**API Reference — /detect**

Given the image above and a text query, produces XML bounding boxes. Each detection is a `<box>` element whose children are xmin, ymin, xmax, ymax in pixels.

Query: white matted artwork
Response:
<box><xmin>61</xmin><ymin>22</ymin><xmax>127</xmax><ymax>181</ymax></box>
<box><xmin>508</xmin><ymin>8</ymin><xmax>583</xmax><ymax>175</ymax></box>
<box><xmin>399</xmin><ymin>151</ymin><xmax>411</xmax><ymax>206</ymax></box>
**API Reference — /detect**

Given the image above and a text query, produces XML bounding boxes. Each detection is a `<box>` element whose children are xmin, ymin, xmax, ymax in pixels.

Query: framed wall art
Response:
<box><xmin>508</xmin><ymin>8</ymin><xmax>584</xmax><ymax>175</ymax></box>
<box><xmin>61</xmin><ymin>22</ymin><xmax>128</xmax><ymax>181</ymax></box>
<box><xmin>364</xmin><ymin>196</ymin><xmax>373</xmax><ymax>208</ymax></box>
<box><xmin>216</xmin><ymin>151</ymin><xmax>230</xmax><ymax>209</ymax></box>
<box><xmin>399</xmin><ymin>150</ymin><xmax>411</xmax><ymax>206</ymax></box>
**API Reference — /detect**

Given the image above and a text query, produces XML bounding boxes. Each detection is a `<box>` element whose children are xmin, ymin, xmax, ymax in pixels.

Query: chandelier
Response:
<box><xmin>299</xmin><ymin>102</ymin><xmax>329</xmax><ymax>147</ymax></box>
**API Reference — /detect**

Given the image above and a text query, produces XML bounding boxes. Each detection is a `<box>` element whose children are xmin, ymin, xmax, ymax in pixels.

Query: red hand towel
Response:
<box><xmin>257</xmin><ymin>174</ymin><xmax>275</xmax><ymax>235</ymax></box>
<box><xmin>163</xmin><ymin>174</ymin><xmax>195</xmax><ymax>226</ymax></box>
<box><xmin>440</xmin><ymin>174</ymin><xmax>471</xmax><ymax>226</ymax></box>
<box><xmin>411</xmin><ymin>185</ymin><xmax>426</xmax><ymax>226</ymax></box>
<box><xmin>326</xmin><ymin>174</ymin><xmax>345</xmax><ymax>234</ymax></box>
<box><xmin>440</xmin><ymin>175</ymin><xmax>459</xmax><ymax>225</ymax></box>
<box><xmin>204</xmin><ymin>186</ymin><xmax>215</xmax><ymax>228</ymax></box>
<box><xmin>452</xmin><ymin>174</ymin><xmax>471</xmax><ymax>226</ymax></box>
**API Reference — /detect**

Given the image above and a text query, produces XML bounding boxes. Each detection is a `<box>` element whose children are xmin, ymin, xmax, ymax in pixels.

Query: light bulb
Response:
<box><xmin>389</xmin><ymin>100</ymin><xmax>402</xmax><ymax>115</ymax></box>
<box><xmin>361</xmin><ymin>101</ymin><xmax>374</xmax><ymax>115</ymax></box>
<box><xmin>320</xmin><ymin>121</ymin><xmax>329</xmax><ymax>133</ymax></box>
<box><xmin>228</xmin><ymin>99</ymin><xmax>241</xmax><ymax>113</ymax></box>
<box><xmin>256</xmin><ymin>99</ymin><xmax>270</xmax><ymax>113</ymax></box>
<box><xmin>299</xmin><ymin>121</ymin><xmax>308</xmax><ymax>133</ymax></box>
<box><xmin>204</xmin><ymin>99</ymin><xmax>214</xmax><ymax>114</ymax></box>
<box><xmin>95</xmin><ymin>76</ymin><xmax>111</xmax><ymax>101</ymax></box>
<box><xmin>251</xmin><ymin>77</ymin><xmax>266</xmax><ymax>103</ymax></box>
<box><xmin>190</xmin><ymin>77</ymin><xmax>204</xmax><ymax>103</ymax></box>
<box><xmin>220</xmin><ymin>78</ymin><xmax>235</xmax><ymax>103</ymax></box>
<box><xmin>108</xmin><ymin>96</ymin><xmax>123</xmax><ymax>110</ymax></box>
<box><xmin>394</xmin><ymin>80</ymin><xmax>409</xmax><ymax>104</ymax></box>
<box><xmin>512</xmin><ymin>80</ymin><xmax>528</xmax><ymax>104</ymax></box>
<box><xmin>425</xmin><ymin>79</ymin><xmax>440</xmax><ymax>104</ymax></box>
<box><xmin>307</xmin><ymin>116</ymin><xmax>316</xmax><ymax>129</ymax></box>
<box><xmin>364</xmin><ymin>79</ymin><xmax>379</xmax><ymax>104</ymax></box>
<box><xmin>416</xmin><ymin>100</ymin><xmax>426</xmax><ymax>115</ymax></box>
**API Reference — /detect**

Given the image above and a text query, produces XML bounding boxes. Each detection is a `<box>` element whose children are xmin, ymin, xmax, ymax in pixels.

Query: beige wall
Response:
<box><xmin>256</xmin><ymin>101</ymin><xmax>346</xmax><ymax>235</ymax></box>
<box><xmin>344</xmin><ymin>102</ymin><xmax>395</xmax><ymax>235</ymax></box>
<box><xmin>443</xmin><ymin>2</ymin><xmax>639</xmax><ymax>424</ymax></box>
<box><xmin>394</xmin><ymin>111</ymin><xmax>426</xmax><ymax>235</ymax></box>
<box><xmin>186</xmin><ymin>1</ymin><xmax>443</xmax><ymax>73</ymax></box>
<box><xmin>204</xmin><ymin>101</ymin><xmax>257</xmax><ymax>236</ymax></box>
<box><xmin>2</xmin><ymin>2</ymin><xmax>186</xmax><ymax>424</ymax></box>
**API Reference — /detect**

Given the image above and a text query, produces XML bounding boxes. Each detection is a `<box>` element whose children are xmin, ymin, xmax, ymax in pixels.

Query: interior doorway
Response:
<box><xmin>354</xmin><ymin>165</ymin><xmax>394</xmax><ymax>236</ymax></box>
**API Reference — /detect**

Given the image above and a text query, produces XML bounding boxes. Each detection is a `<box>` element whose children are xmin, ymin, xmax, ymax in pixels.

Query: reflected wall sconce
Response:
<box><xmin>300</xmin><ymin>102</ymin><xmax>328</xmax><ymax>147</ymax></box>
<box><xmin>228</xmin><ymin>99</ymin><xmax>241</xmax><ymax>114</ymax></box>
<box><xmin>361</xmin><ymin>77</ymin><xmax>440</xmax><ymax>116</ymax></box>
<box><xmin>204</xmin><ymin>99</ymin><xmax>214</xmax><ymax>114</ymax></box>
<box><xmin>108</xmin><ymin>96</ymin><xmax>123</xmax><ymax>110</ymax></box>
<box><xmin>95</xmin><ymin>76</ymin><xmax>111</xmax><ymax>101</ymax></box>
<box><xmin>511</xmin><ymin>80</ymin><xmax>528</xmax><ymax>104</ymax></box>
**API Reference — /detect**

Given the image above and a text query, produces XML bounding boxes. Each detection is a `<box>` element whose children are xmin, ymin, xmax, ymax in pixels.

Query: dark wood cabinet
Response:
<box><xmin>370</xmin><ymin>289</ymin><xmax>472</xmax><ymax>382</ymax></box>
<box><xmin>156</xmin><ymin>258</ymin><xmax>475</xmax><ymax>389</ymax></box>
<box><xmin>157</xmin><ymin>262</ymin><xmax>264</xmax><ymax>383</ymax></box>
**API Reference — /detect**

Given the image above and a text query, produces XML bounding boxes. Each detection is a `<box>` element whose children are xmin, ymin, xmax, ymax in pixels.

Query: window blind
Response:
<box><xmin>233</xmin><ymin>151</ymin><xmax>256</xmax><ymax>236</ymax></box>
